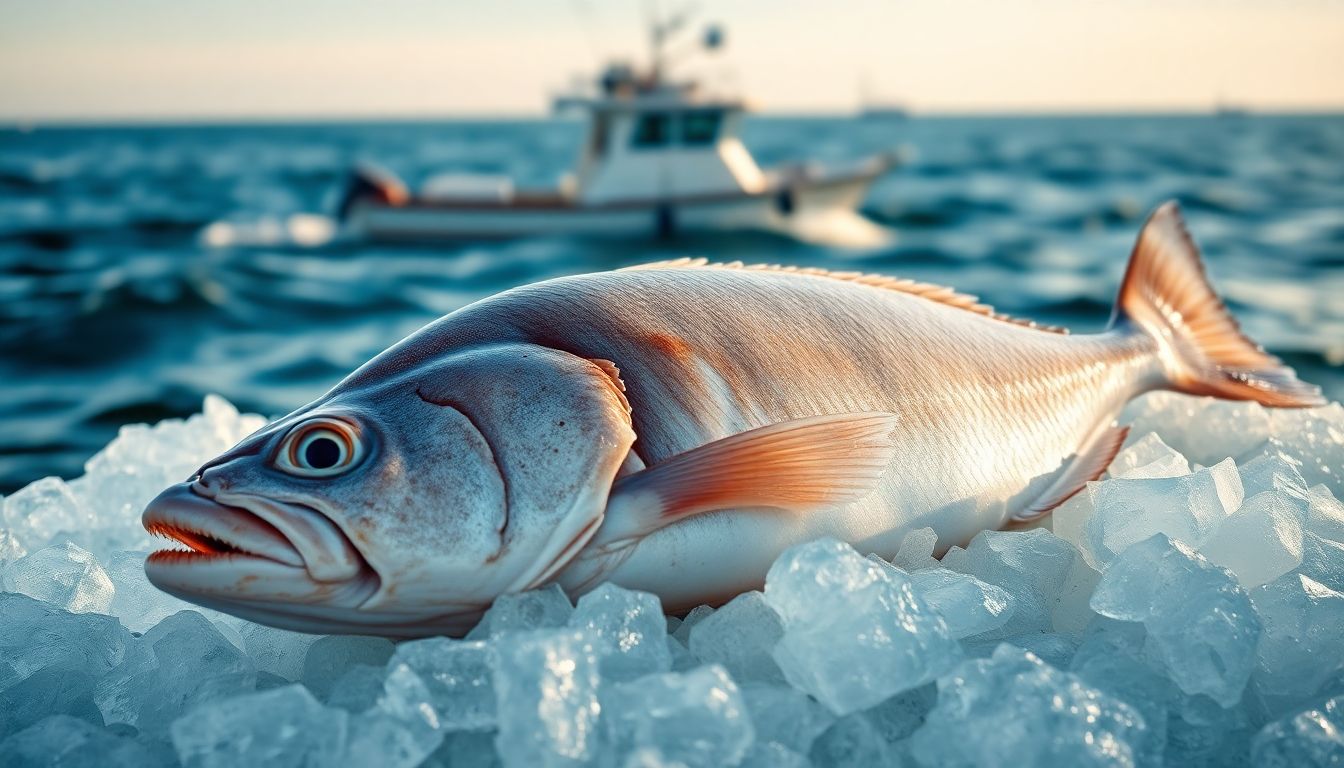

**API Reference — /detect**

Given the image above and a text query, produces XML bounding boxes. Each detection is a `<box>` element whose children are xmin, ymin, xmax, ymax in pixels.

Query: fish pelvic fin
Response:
<box><xmin>1010</xmin><ymin>424</ymin><xmax>1129</xmax><ymax>526</ymax></box>
<box><xmin>590</xmin><ymin>412</ymin><xmax>899</xmax><ymax>550</ymax></box>
<box><xmin>1112</xmin><ymin>201</ymin><xmax>1324</xmax><ymax>408</ymax></box>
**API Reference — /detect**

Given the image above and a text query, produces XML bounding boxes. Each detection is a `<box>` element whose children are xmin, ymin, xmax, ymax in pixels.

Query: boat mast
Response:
<box><xmin>648</xmin><ymin>1</ymin><xmax>695</xmax><ymax>86</ymax></box>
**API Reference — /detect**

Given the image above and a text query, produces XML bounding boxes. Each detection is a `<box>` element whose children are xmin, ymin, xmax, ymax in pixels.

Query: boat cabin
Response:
<box><xmin>558</xmin><ymin>66</ymin><xmax>766</xmax><ymax>204</ymax></box>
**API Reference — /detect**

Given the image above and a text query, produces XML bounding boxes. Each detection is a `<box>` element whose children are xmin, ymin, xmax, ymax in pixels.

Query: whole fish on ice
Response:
<box><xmin>142</xmin><ymin>203</ymin><xmax>1323</xmax><ymax>636</ymax></box>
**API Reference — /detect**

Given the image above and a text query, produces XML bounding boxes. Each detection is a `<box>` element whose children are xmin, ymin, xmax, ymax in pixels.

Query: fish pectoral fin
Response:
<box><xmin>1010</xmin><ymin>424</ymin><xmax>1130</xmax><ymax>525</ymax></box>
<box><xmin>592</xmin><ymin>412</ymin><xmax>899</xmax><ymax>548</ymax></box>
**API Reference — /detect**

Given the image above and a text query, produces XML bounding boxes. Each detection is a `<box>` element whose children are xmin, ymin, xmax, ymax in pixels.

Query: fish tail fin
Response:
<box><xmin>1112</xmin><ymin>201</ymin><xmax>1323</xmax><ymax>408</ymax></box>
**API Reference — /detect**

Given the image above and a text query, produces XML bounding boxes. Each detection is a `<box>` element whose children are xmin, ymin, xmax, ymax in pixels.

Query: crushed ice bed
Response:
<box><xmin>2</xmin><ymin>394</ymin><xmax>1343</xmax><ymax>766</ymax></box>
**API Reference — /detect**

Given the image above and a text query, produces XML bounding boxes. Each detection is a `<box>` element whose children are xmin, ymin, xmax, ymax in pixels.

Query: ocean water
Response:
<box><xmin>1</xmin><ymin>114</ymin><xmax>1342</xmax><ymax>493</ymax></box>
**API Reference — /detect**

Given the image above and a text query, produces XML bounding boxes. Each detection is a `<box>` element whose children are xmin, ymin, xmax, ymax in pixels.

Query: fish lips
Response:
<box><xmin>142</xmin><ymin>482</ymin><xmax>376</xmax><ymax>607</ymax></box>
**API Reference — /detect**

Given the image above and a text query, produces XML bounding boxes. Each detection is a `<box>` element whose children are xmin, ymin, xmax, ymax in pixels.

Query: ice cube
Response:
<box><xmin>389</xmin><ymin>636</ymin><xmax>495</xmax><ymax>731</ymax></box>
<box><xmin>1299</xmin><ymin>531</ymin><xmax>1344</xmax><ymax>593</ymax></box>
<box><xmin>1202</xmin><ymin>491</ymin><xmax>1306</xmax><ymax>587</ymax></box>
<box><xmin>1238</xmin><ymin>448</ymin><xmax>1310</xmax><ymax>499</ymax></box>
<box><xmin>1267</xmin><ymin>403</ymin><xmax>1344</xmax><ymax>497</ymax></box>
<box><xmin>1049</xmin><ymin>487</ymin><xmax>1095</xmax><ymax>558</ymax></box>
<box><xmin>466</xmin><ymin>583</ymin><xmax>573</xmax><ymax>639</ymax></box>
<box><xmin>910</xmin><ymin>644</ymin><xmax>1158</xmax><ymax>767</ymax></box>
<box><xmin>1</xmin><ymin>527</ymin><xmax>27</xmax><ymax>563</ymax></box>
<box><xmin>2</xmin><ymin>542</ymin><xmax>115</xmax><ymax>614</ymax></box>
<box><xmin>301</xmin><ymin>635</ymin><xmax>395</xmax><ymax>700</ymax></box>
<box><xmin>1308</xmin><ymin>485</ymin><xmax>1344</xmax><ymax>544</ymax></box>
<box><xmin>492</xmin><ymin>629</ymin><xmax>602</xmax><ymax>767</ymax></box>
<box><xmin>0</xmin><ymin>714</ymin><xmax>155</xmax><ymax>767</ymax></box>
<box><xmin>1166</xmin><ymin>692</ymin><xmax>1252</xmax><ymax>766</ymax></box>
<box><xmin>1083</xmin><ymin>458</ymin><xmax>1243</xmax><ymax>567</ymax></box>
<box><xmin>870</xmin><ymin>682</ymin><xmax>940</xmax><ymax>741</ymax></box>
<box><xmin>171</xmin><ymin>684</ymin><xmax>346</xmax><ymax>767</ymax></box>
<box><xmin>326</xmin><ymin>664</ymin><xmax>387</xmax><ymax>712</ymax></box>
<box><xmin>1090</xmin><ymin>534</ymin><xmax>1261</xmax><ymax>706</ymax></box>
<box><xmin>1124</xmin><ymin>392</ymin><xmax>1270</xmax><ymax>467</ymax></box>
<box><xmin>340</xmin><ymin>663</ymin><xmax>443</xmax><ymax>768</ymax></box>
<box><xmin>892</xmin><ymin>527</ymin><xmax>939</xmax><ymax>570</ymax></box>
<box><xmin>425</xmin><ymin>730</ymin><xmax>498</xmax><ymax>768</ymax></box>
<box><xmin>602</xmin><ymin>664</ymin><xmax>753</xmax><ymax>767</ymax></box>
<box><xmin>1250</xmin><ymin>572</ymin><xmax>1344</xmax><ymax>711</ymax></box>
<box><xmin>1069</xmin><ymin>618</ymin><xmax>1174</xmax><ymax>752</ymax></box>
<box><xmin>671</xmin><ymin>604</ymin><xmax>714</xmax><ymax>646</ymax></box>
<box><xmin>239</xmin><ymin>622</ymin><xmax>320</xmax><ymax>681</ymax></box>
<box><xmin>978</xmin><ymin>632</ymin><xmax>1076</xmax><ymax>669</ymax></box>
<box><xmin>764</xmin><ymin>538</ymin><xmax>960</xmax><ymax>715</ymax></box>
<box><xmin>96</xmin><ymin>610</ymin><xmax>258</xmax><ymax>732</ymax></box>
<box><xmin>908</xmin><ymin>567</ymin><xmax>1015</xmax><ymax>639</ymax></box>
<box><xmin>1</xmin><ymin>476</ymin><xmax>87</xmax><ymax>551</ymax></box>
<box><xmin>620</xmin><ymin>747</ymin><xmax>676</xmax><ymax>767</ymax></box>
<box><xmin>1251</xmin><ymin>694</ymin><xmax>1344</xmax><ymax>767</ymax></box>
<box><xmin>103</xmin><ymin>549</ymin><xmax>200</xmax><ymax>633</ymax></box>
<box><xmin>0</xmin><ymin>665</ymin><xmax>102</xmax><ymax>735</ymax></box>
<box><xmin>667</xmin><ymin>632</ymin><xmax>699</xmax><ymax>672</ymax></box>
<box><xmin>687</xmin><ymin>590</ymin><xmax>784</xmax><ymax>683</ymax></box>
<box><xmin>808</xmin><ymin>711</ymin><xmax>894</xmax><ymax>766</ymax></box>
<box><xmin>940</xmin><ymin>528</ymin><xmax>1077</xmax><ymax>639</ymax></box>
<box><xmin>0</xmin><ymin>592</ymin><xmax>131</xmax><ymax>690</ymax></box>
<box><xmin>740</xmin><ymin>741</ymin><xmax>810</xmax><ymax>768</ymax></box>
<box><xmin>1109</xmin><ymin>432</ymin><xmax>1191</xmax><ymax>479</ymax></box>
<box><xmin>1052</xmin><ymin>551</ymin><xmax>1102</xmax><ymax>635</ymax></box>
<box><xmin>739</xmin><ymin>682</ymin><xmax>835</xmax><ymax>756</ymax></box>
<box><xmin>568</xmin><ymin>582</ymin><xmax>671</xmax><ymax>682</ymax></box>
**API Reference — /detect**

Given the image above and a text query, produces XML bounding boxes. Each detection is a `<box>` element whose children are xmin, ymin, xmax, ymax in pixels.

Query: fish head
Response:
<box><xmin>143</xmin><ymin>343</ymin><xmax>635</xmax><ymax>637</ymax></box>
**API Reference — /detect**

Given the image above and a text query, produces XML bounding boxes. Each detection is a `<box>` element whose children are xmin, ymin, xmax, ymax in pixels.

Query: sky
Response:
<box><xmin>1</xmin><ymin>0</ymin><xmax>1341</xmax><ymax>121</ymax></box>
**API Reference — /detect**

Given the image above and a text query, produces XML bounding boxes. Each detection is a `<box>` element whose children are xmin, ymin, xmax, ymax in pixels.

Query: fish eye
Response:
<box><xmin>276</xmin><ymin>418</ymin><xmax>363</xmax><ymax>477</ymax></box>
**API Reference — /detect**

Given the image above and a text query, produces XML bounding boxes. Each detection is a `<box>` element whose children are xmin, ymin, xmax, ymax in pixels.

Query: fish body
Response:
<box><xmin>402</xmin><ymin>262</ymin><xmax>1152</xmax><ymax>609</ymax></box>
<box><xmin>142</xmin><ymin>203</ymin><xmax>1322</xmax><ymax>635</ymax></box>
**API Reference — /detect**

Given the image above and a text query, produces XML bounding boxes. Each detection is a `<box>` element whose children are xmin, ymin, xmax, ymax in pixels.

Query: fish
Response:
<box><xmin>142</xmin><ymin>202</ymin><xmax>1323</xmax><ymax>637</ymax></box>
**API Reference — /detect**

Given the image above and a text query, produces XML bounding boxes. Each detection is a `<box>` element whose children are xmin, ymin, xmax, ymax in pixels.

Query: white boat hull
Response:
<box><xmin>345</xmin><ymin>170</ymin><xmax>882</xmax><ymax>243</ymax></box>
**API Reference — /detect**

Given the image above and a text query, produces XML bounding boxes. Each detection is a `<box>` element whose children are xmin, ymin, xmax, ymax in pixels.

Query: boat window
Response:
<box><xmin>681</xmin><ymin>111</ymin><xmax>722</xmax><ymax>146</ymax></box>
<box><xmin>632</xmin><ymin>112</ymin><xmax>671</xmax><ymax>149</ymax></box>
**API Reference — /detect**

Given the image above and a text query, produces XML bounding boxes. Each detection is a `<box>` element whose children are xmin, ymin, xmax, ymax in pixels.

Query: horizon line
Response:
<box><xmin>6</xmin><ymin>105</ymin><xmax>1343</xmax><ymax>129</ymax></box>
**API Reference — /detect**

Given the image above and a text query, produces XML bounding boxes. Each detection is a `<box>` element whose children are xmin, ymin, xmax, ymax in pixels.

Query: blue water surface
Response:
<box><xmin>1</xmin><ymin>114</ymin><xmax>1341</xmax><ymax>493</ymax></box>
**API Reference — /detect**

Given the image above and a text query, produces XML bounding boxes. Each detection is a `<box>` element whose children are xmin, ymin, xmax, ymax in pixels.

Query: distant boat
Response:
<box><xmin>1215</xmin><ymin>104</ymin><xmax>1251</xmax><ymax>119</ymax></box>
<box><xmin>856</xmin><ymin>73</ymin><xmax>909</xmax><ymax>120</ymax></box>
<box><xmin>336</xmin><ymin>17</ymin><xmax>895</xmax><ymax>242</ymax></box>
<box><xmin>859</xmin><ymin>103</ymin><xmax>909</xmax><ymax>121</ymax></box>
<box><xmin>1214</xmin><ymin>92</ymin><xmax>1251</xmax><ymax>119</ymax></box>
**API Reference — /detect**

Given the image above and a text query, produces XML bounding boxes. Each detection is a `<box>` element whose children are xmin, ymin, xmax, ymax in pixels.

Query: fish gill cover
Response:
<box><xmin>1</xmin><ymin>393</ymin><xmax>1344</xmax><ymax>766</ymax></box>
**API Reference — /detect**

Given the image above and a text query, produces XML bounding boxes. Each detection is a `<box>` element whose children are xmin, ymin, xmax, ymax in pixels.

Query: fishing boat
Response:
<box><xmin>336</xmin><ymin>18</ymin><xmax>896</xmax><ymax>243</ymax></box>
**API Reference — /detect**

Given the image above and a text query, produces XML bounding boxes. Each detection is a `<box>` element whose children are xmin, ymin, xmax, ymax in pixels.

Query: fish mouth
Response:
<box><xmin>142</xmin><ymin>482</ymin><xmax>378</xmax><ymax>610</ymax></box>
<box><xmin>144</xmin><ymin>483</ymin><xmax>306</xmax><ymax>568</ymax></box>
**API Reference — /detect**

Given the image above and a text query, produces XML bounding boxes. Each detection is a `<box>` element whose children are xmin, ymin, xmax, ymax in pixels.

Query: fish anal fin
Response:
<box><xmin>621</xmin><ymin>259</ymin><xmax>1068</xmax><ymax>334</ymax></box>
<box><xmin>1011</xmin><ymin>424</ymin><xmax>1130</xmax><ymax>525</ymax></box>
<box><xmin>594</xmin><ymin>412</ymin><xmax>899</xmax><ymax>548</ymax></box>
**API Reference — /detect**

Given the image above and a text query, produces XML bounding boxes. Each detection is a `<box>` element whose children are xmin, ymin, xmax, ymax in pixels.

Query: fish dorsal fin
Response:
<box><xmin>1010</xmin><ymin>424</ymin><xmax>1130</xmax><ymax>525</ymax></box>
<box><xmin>622</xmin><ymin>258</ymin><xmax>1067</xmax><ymax>334</ymax></box>
<box><xmin>590</xmin><ymin>411</ymin><xmax>899</xmax><ymax>551</ymax></box>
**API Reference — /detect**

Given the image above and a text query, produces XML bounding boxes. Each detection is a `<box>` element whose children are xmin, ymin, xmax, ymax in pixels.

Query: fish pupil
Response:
<box><xmin>304</xmin><ymin>437</ymin><xmax>341</xmax><ymax>469</ymax></box>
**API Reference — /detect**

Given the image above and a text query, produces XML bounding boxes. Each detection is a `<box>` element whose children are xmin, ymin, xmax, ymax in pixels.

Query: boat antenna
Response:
<box><xmin>566</xmin><ymin>0</ymin><xmax>607</xmax><ymax>67</ymax></box>
<box><xmin>648</xmin><ymin>0</ymin><xmax>697</xmax><ymax>82</ymax></box>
